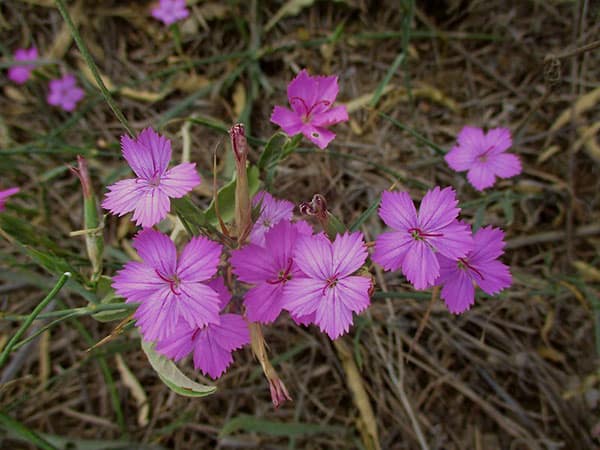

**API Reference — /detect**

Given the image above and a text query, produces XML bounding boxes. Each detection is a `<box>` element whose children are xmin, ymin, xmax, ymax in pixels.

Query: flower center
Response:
<box><xmin>322</xmin><ymin>273</ymin><xmax>340</xmax><ymax>294</ymax></box>
<box><xmin>477</xmin><ymin>145</ymin><xmax>495</xmax><ymax>163</ymax></box>
<box><xmin>266</xmin><ymin>258</ymin><xmax>294</xmax><ymax>285</ymax></box>
<box><xmin>290</xmin><ymin>96</ymin><xmax>331</xmax><ymax>122</ymax></box>
<box><xmin>155</xmin><ymin>269</ymin><xmax>182</xmax><ymax>296</ymax></box>
<box><xmin>407</xmin><ymin>227</ymin><xmax>444</xmax><ymax>240</ymax></box>
<box><xmin>148</xmin><ymin>169</ymin><xmax>162</xmax><ymax>187</ymax></box>
<box><xmin>457</xmin><ymin>258</ymin><xmax>484</xmax><ymax>279</ymax></box>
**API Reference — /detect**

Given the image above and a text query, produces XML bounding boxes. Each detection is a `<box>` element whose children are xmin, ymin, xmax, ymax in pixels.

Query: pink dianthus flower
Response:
<box><xmin>445</xmin><ymin>126</ymin><xmax>521</xmax><ymax>191</ymax></box>
<box><xmin>8</xmin><ymin>47</ymin><xmax>38</xmax><ymax>84</ymax></box>
<box><xmin>47</xmin><ymin>74</ymin><xmax>85</xmax><ymax>112</ymax></box>
<box><xmin>372</xmin><ymin>187</ymin><xmax>473</xmax><ymax>290</ymax></box>
<box><xmin>270</xmin><ymin>70</ymin><xmax>348</xmax><ymax>149</ymax></box>
<box><xmin>151</xmin><ymin>0</ymin><xmax>189</xmax><ymax>25</ymax></box>
<box><xmin>102</xmin><ymin>128</ymin><xmax>200</xmax><ymax>228</ymax></box>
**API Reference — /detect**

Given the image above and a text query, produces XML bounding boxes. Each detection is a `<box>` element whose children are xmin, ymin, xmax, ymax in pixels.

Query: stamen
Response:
<box><xmin>155</xmin><ymin>269</ymin><xmax>182</xmax><ymax>296</ymax></box>
<box><xmin>321</xmin><ymin>272</ymin><xmax>339</xmax><ymax>295</ymax></box>
<box><xmin>407</xmin><ymin>227</ymin><xmax>444</xmax><ymax>239</ymax></box>
<box><xmin>266</xmin><ymin>258</ymin><xmax>294</xmax><ymax>285</ymax></box>
<box><xmin>459</xmin><ymin>258</ymin><xmax>484</xmax><ymax>279</ymax></box>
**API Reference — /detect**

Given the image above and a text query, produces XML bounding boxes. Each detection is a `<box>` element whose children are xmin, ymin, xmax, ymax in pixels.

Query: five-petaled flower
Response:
<box><xmin>8</xmin><ymin>47</ymin><xmax>38</xmax><ymax>84</ymax></box>
<box><xmin>231</xmin><ymin>220</ymin><xmax>313</xmax><ymax>324</ymax></box>
<box><xmin>102</xmin><ymin>127</ymin><xmax>201</xmax><ymax>228</ymax></box>
<box><xmin>445</xmin><ymin>126</ymin><xmax>521</xmax><ymax>191</ymax></box>
<box><xmin>112</xmin><ymin>229</ymin><xmax>223</xmax><ymax>341</ymax></box>
<box><xmin>372</xmin><ymin>187</ymin><xmax>473</xmax><ymax>290</ymax></box>
<box><xmin>436</xmin><ymin>225</ymin><xmax>512</xmax><ymax>314</ymax></box>
<box><xmin>47</xmin><ymin>74</ymin><xmax>85</xmax><ymax>112</ymax></box>
<box><xmin>249</xmin><ymin>191</ymin><xmax>294</xmax><ymax>247</ymax></box>
<box><xmin>151</xmin><ymin>0</ymin><xmax>190</xmax><ymax>25</ymax></box>
<box><xmin>270</xmin><ymin>69</ymin><xmax>349</xmax><ymax>149</ymax></box>
<box><xmin>284</xmin><ymin>232</ymin><xmax>371</xmax><ymax>339</ymax></box>
<box><xmin>0</xmin><ymin>187</ymin><xmax>19</xmax><ymax>212</ymax></box>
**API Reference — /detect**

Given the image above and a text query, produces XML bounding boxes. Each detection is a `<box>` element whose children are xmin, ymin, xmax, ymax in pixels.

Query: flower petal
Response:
<box><xmin>231</xmin><ymin>243</ymin><xmax>277</xmax><ymax>284</ymax></box>
<box><xmin>192</xmin><ymin>332</ymin><xmax>234</xmax><ymax>379</ymax></box>
<box><xmin>467</xmin><ymin>162</ymin><xmax>497</xmax><ymax>191</ymax></box>
<box><xmin>427</xmin><ymin>220</ymin><xmax>473</xmax><ymax>260</ymax></box>
<box><xmin>177</xmin><ymin>236</ymin><xmax>222</xmax><ymax>282</ymax></box>
<box><xmin>379</xmin><ymin>190</ymin><xmax>417</xmax><ymax>231</ymax></box>
<box><xmin>457</xmin><ymin>126</ymin><xmax>485</xmax><ymax>150</ymax></box>
<box><xmin>122</xmin><ymin>128</ymin><xmax>172</xmax><ymax>180</ymax></box>
<box><xmin>484</xmin><ymin>127</ymin><xmax>512</xmax><ymax>155</ymax></box>
<box><xmin>311</xmin><ymin>105</ymin><xmax>348</xmax><ymax>128</ymax></box>
<box><xmin>440</xmin><ymin>269</ymin><xmax>475</xmax><ymax>314</ymax></box>
<box><xmin>445</xmin><ymin>144</ymin><xmax>476</xmax><ymax>172</ymax></box>
<box><xmin>473</xmin><ymin>259</ymin><xmax>512</xmax><ymax>295</ymax></box>
<box><xmin>177</xmin><ymin>282</ymin><xmax>222</xmax><ymax>329</ymax></box>
<box><xmin>207</xmin><ymin>313</ymin><xmax>250</xmax><ymax>351</ymax></box>
<box><xmin>487</xmin><ymin>153</ymin><xmax>522</xmax><ymax>179</ymax></box>
<box><xmin>244</xmin><ymin>283</ymin><xmax>285</xmax><ymax>324</ymax></box>
<box><xmin>372</xmin><ymin>230</ymin><xmax>413</xmax><ymax>271</ymax></box>
<box><xmin>112</xmin><ymin>261</ymin><xmax>166</xmax><ymax>303</ymax></box>
<box><xmin>283</xmin><ymin>277</ymin><xmax>324</xmax><ymax>317</ymax></box>
<box><xmin>469</xmin><ymin>226</ymin><xmax>506</xmax><ymax>264</ymax></box>
<box><xmin>293</xmin><ymin>233</ymin><xmax>333</xmax><ymax>280</ymax></box>
<box><xmin>287</xmin><ymin>70</ymin><xmax>318</xmax><ymax>115</ymax></box>
<box><xmin>302</xmin><ymin>125</ymin><xmax>335</xmax><ymax>149</ymax></box>
<box><xmin>132</xmin><ymin>228</ymin><xmax>177</xmax><ymax>275</ymax></box>
<box><xmin>270</xmin><ymin>106</ymin><xmax>304</xmax><ymax>136</ymax></box>
<box><xmin>102</xmin><ymin>178</ymin><xmax>145</xmax><ymax>217</ymax></box>
<box><xmin>131</xmin><ymin>187</ymin><xmax>171</xmax><ymax>228</ymax></box>
<box><xmin>401</xmin><ymin>239</ymin><xmax>440</xmax><ymax>290</ymax></box>
<box><xmin>332</xmin><ymin>232</ymin><xmax>367</xmax><ymax>277</ymax></box>
<box><xmin>418</xmin><ymin>186</ymin><xmax>460</xmax><ymax>232</ymax></box>
<box><xmin>160</xmin><ymin>162</ymin><xmax>201</xmax><ymax>197</ymax></box>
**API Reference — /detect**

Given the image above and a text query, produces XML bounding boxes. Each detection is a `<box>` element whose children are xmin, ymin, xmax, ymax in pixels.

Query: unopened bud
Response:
<box><xmin>70</xmin><ymin>155</ymin><xmax>104</xmax><ymax>282</ymax></box>
<box><xmin>299</xmin><ymin>194</ymin><xmax>329</xmax><ymax>230</ymax></box>
<box><xmin>229</xmin><ymin>124</ymin><xmax>252</xmax><ymax>243</ymax></box>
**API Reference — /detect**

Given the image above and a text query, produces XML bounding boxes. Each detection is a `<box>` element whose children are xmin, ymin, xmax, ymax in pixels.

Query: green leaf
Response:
<box><xmin>258</xmin><ymin>132</ymin><xmax>287</xmax><ymax>170</ymax></box>
<box><xmin>171</xmin><ymin>196</ymin><xmax>208</xmax><ymax>236</ymax></box>
<box><xmin>204</xmin><ymin>165</ymin><xmax>260</xmax><ymax>225</ymax></box>
<box><xmin>141</xmin><ymin>340</ymin><xmax>216</xmax><ymax>397</ymax></box>
<box><xmin>473</xmin><ymin>204</ymin><xmax>486</xmax><ymax>232</ymax></box>
<box><xmin>91</xmin><ymin>276</ymin><xmax>130</xmax><ymax>322</ymax></box>
<box><xmin>220</xmin><ymin>415</ymin><xmax>344</xmax><ymax>438</ymax></box>
<box><xmin>500</xmin><ymin>191</ymin><xmax>514</xmax><ymax>225</ymax></box>
<box><xmin>24</xmin><ymin>246</ymin><xmax>80</xmax><ymax>281</ymax></box>
<box><xmin>325</xmin><ymin>213</ymin><xmax>347</xmax><ymax>240</ymax></box>
<box><xmin>350</xmin><ymin>198</ymin><xmax>380</xmax><ymax>231</ymax></box>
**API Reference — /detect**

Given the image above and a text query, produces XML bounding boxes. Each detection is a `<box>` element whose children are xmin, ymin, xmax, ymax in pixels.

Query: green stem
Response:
<box><xmin>0</xmin><ymin>272</ymin><xmax>70</xmax><ymax>369</ymax></box>
<box><xmin>54</xmin><ymin>0</ymin><xmax>135</xmax><ymax>136</ymax></box>
<box><xmin>0</xmin><ymin>302</ymin><xmax>136</xmax><ymax>322</ymax></box>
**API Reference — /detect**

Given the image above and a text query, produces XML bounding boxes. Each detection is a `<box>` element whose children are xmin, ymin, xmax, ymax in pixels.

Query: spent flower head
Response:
<box><xmin>284</xmin><ymin>231</ymin><xmax>371</xmax><ymax>339</ymax></box>
<box><xmin>270</xmin><ymin>69</ymin><xmax>348</xmax><ymax>149</ymax></box>
<box><xmin>372</xmin><ymin>187</ymin><xmax>473</xmax><ymax>290</ymax></box>
<box><xmin>112</xmin><ymin>229</ymin><xmax>222</xmax><ymax>341</ymax></box>
<box><xmin>102</xmin><ymin>127</ymin><xmax>200</xmax><ymax>228</ymax></box>
<box><xmin>8</xmin><ymin>47</ymin><xmax>38</xmax><ymax>84</ymax></box>
<box><xmin>231</xmin><ymin>220</ymin><xmax>313</xmax><ymax>324</ymax></box>
<box><xmin>47</xmin><ymin>74</ymin><xmax>85</xmax><ymax>112</ymax></box>
<box><xmin>445</xmin><ymin>126</ymin><xmax>521</xmax><ymax>191</ymax></box>
<box><xmin>436</xmin><ymin>225</ymin><xmax>512</xmax><ymax>314</ymax></box>
<box><xmin>151</xmin><ymin>0</ymin><xmax>189</xmax><ymax>25</ymax></box>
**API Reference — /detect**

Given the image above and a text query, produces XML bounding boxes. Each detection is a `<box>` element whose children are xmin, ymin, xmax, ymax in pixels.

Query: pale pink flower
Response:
<box><xmin>284</xmin><ymin>232</ymin><xmax>371</xmax><ymax>339</ymax></box>
<box><xmin>250</xmin><ymin>191</ymin><xmax>294</xmax><ymax>247</ymax></box>
<box><xmin>437</xmin><ymin>225</ymin><xmax>512</xmax><ymax>314</ymax></box>
<box><xmin>47</xmin><ymin>74</ymin><xmax>85</xmax><ymax>112</ymax></box>
<box><xmin>102</xmin><ymin>128</ymin><xmax>200</xmax><ymax>228</ymax></box>
<box><xmin>270</xmin><ymin>70</ymin><xmax>348</xmax><ymax>149</ymax></box>
<box><xmin>8</xmin><ymin>47</ymin><xmax>38</xmax><ymax>84</ymax></box>
<box><xmin>445</xmin><ymin>126</ymin><xmax>521</xmax><ymax>191</ymax></box>
<box><xmin>151</xmin><ymin>0</ymin><xmax>189</xmax><ymax>25</ymax></box>
<box><xmin>372</xmin><ymin>187</ymin><xmax>473</xmax><ymax>290</ymax></box>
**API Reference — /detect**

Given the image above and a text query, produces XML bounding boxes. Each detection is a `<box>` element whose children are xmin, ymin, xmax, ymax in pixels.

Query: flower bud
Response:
<box><xmin>230</xmin><ymin>124</ymin><xmax>252</xmax><ymax>243</ymax></box>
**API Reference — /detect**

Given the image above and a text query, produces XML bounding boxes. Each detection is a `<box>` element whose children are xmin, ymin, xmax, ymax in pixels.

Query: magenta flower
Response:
<box><xmin>47</xmin><ymin>74</ymin><xmax>85</xmax><ymax>112</ymax></box>
<box><xmin>0</xmin><ymin>187</ymin><xmax>19</xmax><ymax>211</ymax></box>
<box><xmin>270</xmin><ymin>69</ymin><xmax>348</xmax><ymax>149</ymax></box>
<box><xmin>155</xmin><ymin>313</ymin><xmax>250</xmax><ymax>379</ymax></box>
<box><xmin>7</xmin><ymin>47</ymin><xmax>38</xmax><ymax>84</ymax></box>
<box><xmin>151</xmin><ymin>0</ymin><xmax>189</xmax><ymax>25</ymax></box>
<box><xmin>250</xmin><ymin>191</ymin><xmax>294</xmax><ymax>246</ymax></box>
<box><xmin>231</xmin><ymin>220</ymin><xmax>312</xmax><ymax>324</ymax></box>
<box><xmin>102</xmin><ymin>128</ymin><xmax>201</xmax><ymax>228</ymax></box>
<box><xmin>436</xmin><ymin>225</ymin><xmax>512</xmax><ymax>314</ymax></box>
<box><xmin>284</xmin><ymin>232</ymin><xmax>371</xmax><ymax>340</ymax></box>
<box><xmin>113</xmin><ymin>229</ymin><xmax>222</xmax><ymax>341</ymax></box>
<box><xmin>445</xmin><ymin>126</ymin><xmax>522</xmax><ymax>191</ymax></box>
<box><xmin>372</xmin><ymin>187</ymin><xmax>473</xmax><ymax>290</ymax></box>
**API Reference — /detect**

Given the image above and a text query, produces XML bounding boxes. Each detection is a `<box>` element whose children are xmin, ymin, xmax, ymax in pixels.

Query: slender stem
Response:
<box><xmin>54</xmin><ymin>0</ymin><xmax>135</xmax><ymax>136</ymax></box>
<box><xmin>0</xmin><ymin>272</ymin><xmax>71</xmax><ymax>369</ymax></box>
